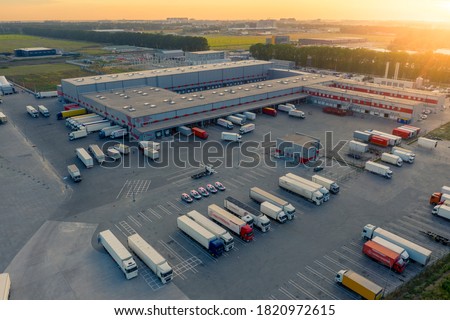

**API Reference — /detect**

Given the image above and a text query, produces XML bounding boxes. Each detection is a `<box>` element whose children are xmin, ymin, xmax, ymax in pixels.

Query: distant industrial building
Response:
<box><xmin>373</xmin><ymin>78</ymin><xmax>414</xmax><ymax>89</ymax></box>
<box><xmin>14</xmin><ymin>47</ymin><xmax>57</xmax><ymax>57</ymax></box>
<box><xmin>185</xmin><ymin>50</ymin><xmax>227</xmax><ymax>65</ymax></box>
<box><xmin>266</xmin><ymin>35</ymin><xmax>290</xmax><ymax>45</ymax></box>
<box><xmin>256</xmin><ymin>19</ymin><xmax>277</xmax><ymax>29</ymax></box>
<box><xmin>299</xmin><ymin>37</ymin><xmax>366</xmax><ymax>46</ymax></box>
<box><xmin>166</xmin><ymin>17</ymin><xmax>189</xmax><ymax>24</ymax></box>
<box><xmin>154</xmin><ymin>50</ymin><xmax>185</xmax><ymax>61</ymax></box>
<box><xmin>0</xmin><ymin>76</ymin><xmax>15</xmax><ymax>95</ymax></box>
<box><xmin>270</xmin><ymin>59</ymin><xmax>295</xmax><ymax>70</ymax></box>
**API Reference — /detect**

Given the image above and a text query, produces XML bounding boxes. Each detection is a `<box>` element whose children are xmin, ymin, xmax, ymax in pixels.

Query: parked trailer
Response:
<box><xmin>139</xmin><ymin>141</ymin><xmax>160</xmax><ymax>151</ymax></box>
<box><xmin>107</xmin><ymin>147</ymin><xmax>121</xmax><ymax>160</ymax></box>
<box><xmin>371</xmin><ymin>236</ymin><xmax>410</xmax><ymax>263</ymax></box>
<box><xmin>26</xmin><ymin>105</ymin><xmax>39</xmax><ymax>118</ymax></box>
<box><xmin>362</xmin><ymin>224</ymin><xmax>432</xmax><ymax>265</ymax></box>
<box><xmin>349</xmin><ymin>140</ymin><xmax>369</xmax><ymax>153</ymax></box>
<box><xmin>392</xmin><ymin>128</ymin><xmax>413</xmax><ymax>139</ymax></box>
<box><xmin>243</xmin><ymin>111</ymin><xmax>256</xmax><ymax>120</ymax></box>
<box><xmin>381</xmin><ymin>153</ymin><xmax>403</xmax><ymax>167</ymax></box>
<box><xmin>249</xmin><ymin>187</ymin><xmax>296</xmax><ymax>219</ymax></box>
<box><xmin>369</xmin><ymin>135</ymin><xmax>390</xmax><ymax>147</ymax></box>
<box><xmin>114</xmin><ymin>144</ymin><xmax>130</xmax><ymax>154</ymax></box>
<box><xmin>226</xmin><ymin>115</ymin><xmax>245</xmax><ymax>125</ymax></box>
<box><xmin>443</xmin><ymin>186</ymin><xmax>450</xmax><ymax>194</ymax></box>
<box><xmin>363</xmin><ymin>240</ymin><xmax>406</xmax><ymax>273</ymax></box>
<box><xmin>398</xmin><ymin>126</ymin><xmax>418</xmax><ymax>137</ymax></box>
<box><xmin>353</xmin><ymin>130</ymin><xmax>372</xmax><ymax>142</ymax></box>
<box><xmin>221</xmin><ymin>132</ymin><xmax>241</xmax><ymax>142</ymax></box>
<box><xmin>392</xmin><ymin>149</ymin><xmax>414</xmax><ymax>164</ymax></box>
<box><xmin>67</xmin><ymin>164</ymin><xmax>82</xmax><ymax>182</ymax></box>
<box><xmin>127</xmin><ymin>233</ymin><xmax>173</xmax><ymax>284</ymax></box>
<box><xmin>177</xmin><ymin>215</ymin><xmax>224</xmax><ymax>257</ymax></box>
<box><xmin>110</xmin><ymin>129</ymin><xmax>128</xmax><ymax>139</ymax></box>
<box><xmin>430</xmin><ymin>192</ymin><xmax>450</xmax><ymax>206</ymax></box>
<box><xmin>73</xmin><ymin>117</ymin><xmax>105</xmax><ymax>130</ymax></box>
<box><xmin>66</xmin><ymin>113</ymin><xmax>97</xmax><ymax>127</ymax></box>
<box><xmin>367</xmin><ymin>130</ymin><xmax>402</xmax><ymax>145</ymax></box>
<box><xmin>98</xmin><ymin>230</ymin><xmax>138</xmax><ymax>279</ymax></box>
<box><xmin>260</xmin><ymin>201</ymin><xmax>287</xmax><ymax>223</ymax></box>
<box><xmin>239</xmin><ymin>123</ymin><xmax>255</xmax><ymax>134</ymax></box>
<box><xmin>365</xmin><ymin>161</ymin><xmax>392</xmax><ymax>179</ymax></box>
<box><xmin>144</xmin><ymin>148</ymin><xmax>159</xmax><ymax>160</ymax></box>
<box><xmin>68</xmin><ymin>128</ymin><xmax>88</xmax><ymax>141</ymax></box>
<box><xmin>88</xmin><ymin>144</ymin><xmax>106</xmax><ymax>164</ymax></box>
<box><xmin>278</xmin><ymin>104</ymin><xmax>295</xmax><ymax>112</ymax></box>
<box><xmin>278</xmin><ymin>176</ymin><xmax>323</xmax><ymax>206</ymax></box>
<box><xmin>262</xmin><ymin>107</ymin><xmax>277</xmax><ymax>116</ymax></box>
<box><xmin>76</xmin><ymin>147</ymin><xmax>94</xmax><ymax>168</ymax></box>
<box><xmin>83</xmin><ymin>120</ymin><xmax>110</xmax><ymax>133</ymax></box>
<box><xmin>217</xmin><ymin>118</ymin><xmax>234</xmax><ymax>129</ymax></box>
<box><xmin>208</xmin><ymin>204</ymin><xmax>254</xmax><ymax>242</ymax></box>
<box><xmin>335</xmin><ymin>269</ymin><xmax>383</xmax><ymax>300</ymax></box>
<box><xmin>288</xmin><ymin>109</ymin><xmax>306</xmax><ymax>118</ymax></box>
<box><xmin>418</xmin><ymin>137</ymin><xmax>438</xmax><ymax>149</ymax></box>
<box><xmin>35</xmin><ymin>91</ymin><xmax>57</xmax><ymax>98</ymax></box>
<box><xmin>37</xmin><ymin>105</ymin><xmax>50</xmax><ymax>117</ymax></box>
<box><xmin>192</xmin><ymin>127</ymin><xmax>208</xmax><ymax>139</ymax></box>
<box><xmin>392</xmin><ymin>146</ymin><xmax>415</xmax><ymax>158</ymax></box>
<box><xmin>177</xmin><ymin>126</ymin><xmax>192</xmax><ymax>136</ymax></box>
<box><xmin>99</xmin><ymin>125</ymin><xmax>122</xmax><ymax>138</ymax></box>
<box><xmin>432</xmin><ymin>205</ymin><xmax>450</xmax><ymax>220</ymax></box>
<box><xmin>0</xmin><ymin>273</ymin><xmax>11</xmax><ymax>300</ymax></box>
<box><xmin>57</xmin><ymin>108</ymin><xmax>87</xmax><ymax>120</ymax></box>
<box><xmin>234</xmin><ymin>113</ymin><xmax>247</xmax><ymax>122</ymax></box>
<box><xmin>285</xmin><ymin>173</ymin><xmax>330</xmax><ymax>201</ymax></box>
<box><xmin>312</xmin><ymin>175</ymin><xmax>340</xmax><ymax>194</ymax></box>
<box><xmin>0</xmin><ymin>112</ymin><xmax>8</xmax><ymax>124</ymax></box>
<box><xmin>186</xmin><ymin>210</ymin><xmax>234</xmax><ymax>251</ymax></box>
<box><xmin>224</xmin><ymin>196</ymin><xmax>271</xmax><ymax>232</ymax></box>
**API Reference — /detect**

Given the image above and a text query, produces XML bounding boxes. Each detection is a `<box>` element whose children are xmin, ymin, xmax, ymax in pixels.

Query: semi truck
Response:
<box><xmin>99</xmin><ymin>125</ymin><xmax>122</xmax><ymax>138</ymax></box>
<box><xmin>98</xmin><ymin>230</ymin><xmax>138</xmax><ymax>280</ymax></box>
<box><xmin>144</xmin><ymin>148</ymin><xmax>159</xmax><ymax>160</ymax></box>
<box><xmin>0</xmin><ymin>112</ymin><xmax>7</xmax><ymax>124</ymax></box>
<box><xmin>208</xmin><ymin>204</ymin><xmax>254</xmax><ymax>242</ymax></box>
<box><xmin>84</xmin><ymin>120</ymin><xmax>110</xmax><ymax>133</ymax></box>
<box><xmin>371</xmin><ymin>236</ymin><xmax>410</xmax><ymax>263</ymax></box>
<box><xmin>279</xmin><ymin>176</ymin><xmax>323</xmax><ymax>206</ymax></box>
<box><xmin>66</xmin><ymin>113</ymin><xmax>97</xmax><ymax>128</ymax></box>
<box><xmin>56</xmin><ymin>108</ymin><xmax>87</xmax><ymax>120</ymax></box>
<box><xmin>429</xmin><ymin>192</ymin><xmax>450</xmax><ymax>205</ymax></box>
<box><xmin>380</xmin><ymin>153</ymin><xmax>403</xmax><ymax>167</ymax></box>
<box><xmin>139</xmin><ymin>141</ymin><xmax>160</xmax><ymax>151</ymax></box>
<box><xmin>110</xmin><ymin>129</ymin><xmax>128</xmax><ymax>139</ymax></box>
<box><xmin>0</xmin><ymin>273</ymin><xmax>11</xmax><ymax>300</ymax></box>
<box><xmin>35</xmin><ymin>91</ymin><xmax>57</xmax><ymax>98</ymax></box>
<box><xmin>76</xmin><ymin>147</ymin><xmax>94</xmax><ymax>168</ymax></box>
<box><xmin>234</xmin><ymin>113</ymin><xmax>247</xmax><ymax>122</ymax></box>
<box><xmin>288</xmin><ymin>109</ymin><xmax>305</xmax><ymax>118</ymax></box>
<box><xmin>249</xmin><ymin>187</ymin><xmax>296</xmax><ymax>219</ymax></box>
<box><xmin>221</xmin><ymin>132</ymin><xmax>241</xmax><ymax>142</ymax></box>
<box><xmin>367</xmin><ymin>130</ymin><xmax>402</xmax><ymax>146</ymax></box>
<box><xmin>107</xmin><ymin>147</ymin><xmax>121</xmax><ymax>160</ymax></box>
<box><xmin>177</xmin><ymin>126</ymin><xmax>192</xmax><ymax>136</ymax></box>
<box><xmin>26</xmin><ymin>105</ymin><xmax>39</xmax><ymax>118</ymax></box>
<box><xmin>418</xmin><ymin>137</ymin><xmax>438</xmax><ymax>149</ymax></box>
<box><xmin>127</xmin><ymin>233</ymin><xmax>173</xmax><ymax>284</ymax></box>
<box><xmin>243</xmin><ymin>111</ymin><xmax>256</xmax><ymax>120</ymax></box>
<box><xmin>223</xmin><ymin>196</ymin><xmax>271</xmax><ymax>232</ymax></box>
<box><xmin>186</xmin><ymin>210</ymin><xmax>234</xmax><ymax>251</ymax></box>
<box><xmin>37</xmin><ymin>105</ymin><xmax>50</xmax><ymax>117</ymax></box>
<box><xmin>391</xmin><ymin>149</ymin><xmax>414</xmax><ymax>164</ymax></box>
<box><xmin>335</xmin><ymin>269</ymin><xmax>383</xmax><ymax>300</ymax></box>
<box><xmin>362</xmin><ymin>224</ymin><xmax>432</xmax><ymax>265</ymax></box>
<box><xmin>278</xmin><ymin>104</ymin><xmax>295</xmax><ymax>112</ymax></box>
<box><xmin>67</xmin><ymin>164</ymin><xmax>82</xmax><ymax>182</ymax></box>
<box><xmin>114</xmin><ymin>144</ymin><xmax>130</xmax><ymax>154</ymax></box>
<box><xmin>392</xmin><ymin>146</ymin><xmax>415</xmax><ymax>157</ymax></box>
<box><xmin>348</xmin><ymin>140</ymin><xmax>368</xmax><ymax>153</ymax></box>
<box><xmin>432</xmin><ymin>205</ymin><xmax>450</xmax><ymax>220</ymax></box>
<box><xmin>260</xmin><ymin>201</ymin><xmax>287</xmax><ymax>223</ymax></box>
<box><xmin>73</xmin><ymin>117</ymin><xmax>106</xmax><ymax>130</ymax></box>
<box><xmin>312</xmin><ymin>175</ymin><xmax>340</xmax><ymax>194</ymax></box>
<box><xmin>88</xmin><ymin>144</ymin><xmax>106</xmax><ymax>164</ymax></box>
<box><xmin>217</xmin><ymin>118</ymin><xmax>234</xmax><ymax>129</ymax></box>
<box><xmin>363</xmin><ymin>240</ymin><xmax>406</xmax><ymax>273</ymax></box>
<box><xmin>262</xmin><ymin>107</ymin><xmax>277</xmax><ymax>116</ymax></box>
<box><xmin>177</xmin><ymin>215</ymin><xmax>224</xmax><ymax>257</ymax></box>
<box><xmin>192</xmin><ymin>127</ymin><xmax>208</xmax><ymax>139</ymax></box>
<box><xmin>353</xmin><ymin>130</ymin><xmax>371</xmax><ymax>142</ymax></box>
<box><xmin>226</xmin><ymin>115</ymin><xmax>245</xmax><ymax>125</ymax></box>
<box><xmin>239</xmin><ymin>123</ymin><xmax>255</xmax><ymax>134</ymax></box>
<box><xmin>285</xmin><ymin>173</ymin><xmax>330</xmax><ymax>201</ymax></box>
<box><xmin>364</xmin><ymin>161</ymin><xmax>392</xmax><ymax>179</ymax></box>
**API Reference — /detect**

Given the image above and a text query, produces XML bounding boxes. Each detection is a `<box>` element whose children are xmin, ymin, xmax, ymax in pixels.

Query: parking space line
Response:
<box><xmin>278</xmin><ymin>286</ymin><xmax>296</xmax><ymax>300</ymax></box>
<box><xmin>158</xmin><ymin>204</ymin><xmax>173</xmax><ymax>215</ymax></box>
<box><xmin>250</xmin><ymin>170</ymin><xmax>266</xmax><ymax>178</ymax></box>
<box><xmin>116</xmin><ymin>180</ymin><xmax>130</xmax><ymax>199</ymax></box>
<box><xmin>242</xmin><ymin>172</ymin><xmax>259</xmax><ymax>180</ymax></box>
<box><xmin>313</xmin><ymin>260</ymin><xmax>337</xmax><ymax>275</ymax></box>
<box><xmin>137</xmin><ymin>211</ymin><xmax>152</xmax><ymax>223</ymax></box>
<box><xmin>118</xmin><ymin>221</ymin><xmax>137</xmax><ymax>235</ymax></box>
<box><xmin>172</xmin><ymin>233</ymin><xmax>218</xmax><ymax>263</ymax></box>
<box><xmin>148</xmin><ymin>208</ymin><xmax>162</xmax><ymax>219</ymax></box>
<box><xmin>287</xmin><ymin>280</ymin><xmax>318</xmax><ymax>300</ymax></box>
<box><xmin>230</xmin><ymin>178</ymin><xmax>245</xmax><ymax>186</ymax></box>
<box><xmin>341</xmin><ymin>245</ymin><xmax>362</xmax><ymax>257</ymax></box>
<box><xmin>176</xmin><ymin>179</ymin><xmax>196</xmax><ymax>187</ymax></box>
<box><xmin>268</xmin><ymin>295</ymin><xmax>278</xmax><ymax>300</ymax></box>
<box><xmin>128</xmin><ymin>215</ymin><xmax>142</xmax><ymax>228</ymax></box>
<box><xmin>237</xmin><ymin>176</ymin><xmax>253</xmax><ymax>183</ymax></box>
<box><xmin>114</xmin><ymin>224</ymin><xmax>128</xmax><ymax>238</ymax></box>
<box><xmin>296</xmin><ymin>272</ymin><xmax>340</xmax><ymax>300</ymax></box>
<box><xmin>175</xmin><ymin>198</ymin><xmax>190</xmax><ymax>208</ymax></box>
<box><xmin>223</xmin><ymin>180</ymin><xmax>238</xmax><ymax>188</ymax></box>
<box><xmin>167</xmin><ymin>201</ymin><xmax>182</xmax><ymax>212</ymax></box>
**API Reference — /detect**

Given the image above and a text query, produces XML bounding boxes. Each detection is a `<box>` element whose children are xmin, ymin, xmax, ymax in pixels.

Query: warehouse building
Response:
<box><xmin>14</xmin><ymin>47</ymin><xmax>57</xmax><ymax>57</ymax></box>
<box><xmin>185</xmin><ymin>50</ymin><xmax>227</xmax><ymax>65</ymax></box>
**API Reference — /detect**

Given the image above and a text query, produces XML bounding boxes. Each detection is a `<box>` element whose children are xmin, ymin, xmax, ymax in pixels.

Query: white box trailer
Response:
<box><xmin>84</xmin><ymin>120</ymin><xmax>111</xmax><ymax>133</ymax></box>
<box><xmin>88</xmin><ymin>144</ymin><xmax>106</xmax><ymax>164</ymax></box>
<box><xmin>432</xmin><ymin>205</ymin><xmax>450</xmax><ymax>220</ymax></box>
<box><xmin>441</xmin><ymin>186</ymin><xmax>450</xmax><ymax>194</ymax></box>
<box><xmin>208</xmin><ymin>204</ymin><xmax>254</xmax><ymax>242</ymax></box>
<box><xmin>392</xmin><ymin>146</ymin><xmax>415</xmax><ymax>158</ymax></box>
<box><xmin>98</xmin><ymin>230</ymin><xmax>138</xmax><ymax>279</ymax></box>
<box><xmin>186</xmin><ymin>210</ymin><xmax>234</xmax><ymax>251</ymax></box>
<box><xmin>144</xmin><ymin>147</ymin><xmax>159</xmax><ymax>160</ymax></box>
<box><xmin>217</xmin><ymin>118</ymin><xmax>234</xmax><ymax>129</ymax></box>
<box><xmin>278</xmin><ymin>104</ymin><xmax>295</xmax><ymax>112</ymax></box>
<box><xmin>418</xmin><ymin>137</ymin><xmax>438</xmax><ymax>149</ymax></box>
<box><xmin>76</xmin><ymin>147</ymin><xmax>94</xmax><ymax>168</ymax></box>
<box><xmin>312</xmin><ymin>174</ymin><xmax>340</xmax><ymax>194</ymax></box>
<box><xmin>221</xmin><ymin>132</ymin><xmax>241</xmax><ymax>142</ymax></box>
<box><xmin>99</xmin><ymin>125</ymin><xmax>122</xmax><ymax>138</ymax></box>
<box><xmin>286</xmin><ymin>173</ymin><xmax>330</xmax><ymax>201</ymax></box>
<box><xmin>223</xmin><ymin>196</ymin><xmax>271</xmax><ymax>232</ymax></box>
<box><xmin>288</xmin><ymin>109</ymin><xmax>305</xmax><ymax>118</ymax></box>
<box><xmin>37</xmin><ymin>105</ymin><xmax>50</xmax><ymax>117</ymax></box>
<box><xmin>110</xmin><ymin>129</ymin><xmax>128</xmax><ymax>139</ymax></box>
<box><xmin>362</xmin><ymin>224</ymin><xmax>432</xmax><ymax>265</ymax></box>
<box><xmin>0</xmin><ymin>112</ymin><xmax>8</xmax><ymax>124</ymax></box>
<box><xmin>392</xmin><ymin>149</ymin><xmax>414</xmax><ymax>164</ymax></box>
<box><xmin>239</xmin><ymin>123</ymin><xmax>255</xmax><ymax>134</ymax></box>
<box><xmin>139</xmin><ymin>141</ymin><xmax>160</xmax><ymax>151</ymax></box>
<box><xmin>243</xmin><ymin>111</ymin><xmax>256</xmax><ymax>120</ymax></box>
<box><xmin>348</xmin><ymin>140</ymin><xmax>368</xmax><ymax>153</ymax></box>
<box><xmin>249</xmin><ymin>187</ymin><xmax>295</xmax><ymax>219</ymax></box>
<box><xmin>66</xmin><ymin>113</ymin><xmax>95</xmax><ymax>127</ymax></box>
<box><xmin>260</xmin><ymin>201</ymin><xmax>287</xmax><ymax>223</ymax></box>
<box><xmin>114</xmin><ymin>143</ymin><xmax>130</xmax><ymax>154</ymax></box>
<box><xmin>107</xmin><ymin>147</ymin><xmax>121</xmax><ymax>160</ymax></box>
<box><xmin>177</xmin><ymin>126</ymin><xmax>192</xmax><ymax>136</ymax></box>
<box><xmin>381</xmin><ymin>152</ymin><xmax>403</xmax><ymax>167</ymax></box>
<box><xmin>371</xmin><ymin>236</ymin><xmax>410</xmax><ymax>263</ymax></box>
<box><xmin>365</xmin><ymin>161</ymin><xmax>392</xmax><ymax>179</ymax></box>
<box><xmin>68</xmin><ymin>128</ymin><xmax>88</xmax><ymax>141</ymax></box>
<box><xmin>279</xmin><ymin>176</ymin><xmax>323</xmax><ymax>206</ymax></box>
<box><xmin>26</xmin><ymin>105</ymin><xmax>39</xmax><ymax>118</ymax></box>
<box><xmin>74</xmin><ymin>118</ymin><xmax>106</xmax><ymax>130</ymax></box>
<box><xmin>127</xmin><ymin>233</ymin><xmax>173</xmax><ymax>284</ymax></box>
<box><xmin>0</xmin><ymin>273</ymin><xmax>11</xmax><ymax>300</ymax></box>
<box><xmin>226</xmin><ymin>115</ymin><xmax>245</xmax><ymax>125</ymax></box>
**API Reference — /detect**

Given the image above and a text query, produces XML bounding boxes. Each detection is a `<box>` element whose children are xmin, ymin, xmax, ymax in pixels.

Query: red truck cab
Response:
<box><xmin>262</xmin><ymin>107</ymin><xmax>277</xmax><ymax>117</ymax></box>
<box><xmin>192</xmin><ymin>127</ymin><xmax>208</xmax><ymax>139</ymax></box>
<box><xmin>240</xmin><ymin>225</ymin><xmax>254</xmax><ymax>242</ymax></box>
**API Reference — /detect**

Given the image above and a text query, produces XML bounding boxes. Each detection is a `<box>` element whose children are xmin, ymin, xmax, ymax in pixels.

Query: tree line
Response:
<box><xmin>250</xmin><ymin>44</ymin><xmax>450</xmax><ymax>84</ymax></box>
<box><xmin>21</xmin><ymin>27</ymin><xmax>209</xmax><ymax>52</ymax></box>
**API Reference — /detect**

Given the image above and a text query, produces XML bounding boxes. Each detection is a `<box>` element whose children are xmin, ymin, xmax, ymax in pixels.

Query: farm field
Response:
<box><xmin>205</xmin><ymin>35</ymin><xmax>266</xmax><ymax>50</ymax></box>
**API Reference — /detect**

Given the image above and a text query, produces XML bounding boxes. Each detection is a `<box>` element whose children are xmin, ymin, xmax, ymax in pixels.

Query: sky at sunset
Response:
<box><xmin>1</xmin><ymin>0</ymin><xmax>450</xmax><ymax>22</ymax></box>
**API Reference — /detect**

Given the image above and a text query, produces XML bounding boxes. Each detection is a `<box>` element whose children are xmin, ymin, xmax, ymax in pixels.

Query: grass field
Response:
<box><xmin>427</xmin><ymin>121</ymin><xmax>450</xmax><ymax>141</ymax></box>
<box><xmin>0</xmin><ymin>34</ymin><xmax>106</xmax><ymax>55</ymax></box>
<box><xmin>0</xmin><ymin>63</ymin><xmax>93</xmax><ymax>91</ymax></box>
<box><xmin>205</xmin><ymin>35</ymin><xmax>266</xmax><ymax>50</ymax></box>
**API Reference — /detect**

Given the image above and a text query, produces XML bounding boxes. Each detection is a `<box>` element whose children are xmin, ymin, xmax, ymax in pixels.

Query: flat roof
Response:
<box><xmin>187</xmin><ymin>50</ymin><xmax>224</xmax><ymax>55</ymax></box>
<box><xmin>63</xmin><ymin>60</ymin><xmax>272</xmax><ymax>86</ymax></box>
<box><xmin>16</xmin><ymin>47</ymin><xmax>53</xmax><ymax>51</ymax></box>
<box><xmin>83</xmin><ymin>74</ymin><xmax>334</xmax><ymax>119</ymax></box>
<box><xmin>305</xmin><ymin>84</ymin><xmax>421</xmax><ymax>106</ymax></box>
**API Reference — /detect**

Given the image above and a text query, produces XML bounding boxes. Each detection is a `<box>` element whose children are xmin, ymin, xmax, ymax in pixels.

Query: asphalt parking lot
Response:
<box><xmin>1</xmin><ymin>91</ymin><xmax>450</xmax><ymax>300</ymax></box>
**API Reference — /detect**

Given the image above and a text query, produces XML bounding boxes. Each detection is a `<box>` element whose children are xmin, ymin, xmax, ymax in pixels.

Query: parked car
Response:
<box><xmin>206</xmin><ymin>184</ymin><xmax>218</xmax><ymax>193</ymax></box>
<box><xmin>214</xmin><ymin>181</ymin><xmax>226</xmax><ymax>191</ymax></box>
<box><xmin>190</xmin><ymin>189</ymin><xmax>202</xmax><ymax>200</ymax></box>
<box><xmin>313</xmin><ymin>165</ymin><xmax>324</xmax><ymax>172</ymax></box>
<box><xmin>181</xmin><ymin>193</ymin><xmax>193</xmax><ymax>203</ymax></box>
<box><xmin>198</xmin><ymin>186</ymin><xmax>210</xmax><ymax>197</ymax></box>
<box><xmin>420</xmin><ymin>114</ymin><xmax>428</xmax><ymax>120</ymax></box>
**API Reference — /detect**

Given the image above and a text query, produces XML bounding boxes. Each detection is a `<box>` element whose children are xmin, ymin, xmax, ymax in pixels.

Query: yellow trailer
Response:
<box><xmin>335</xmin><ymin>269</ymin><xmax>383</xmax><ymax>300</ymax></box>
